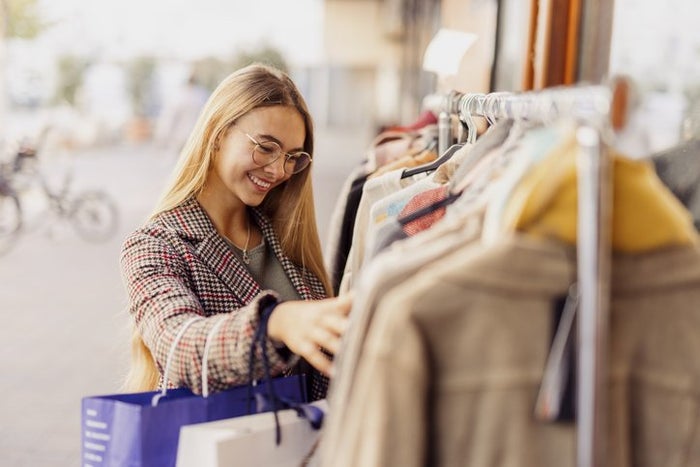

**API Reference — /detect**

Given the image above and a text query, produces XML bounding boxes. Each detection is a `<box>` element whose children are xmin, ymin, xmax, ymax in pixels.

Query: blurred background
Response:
<box><xmin>0</xmin><ymin>0</ymin><xmax>699</xmax><ymax>465</ymax></box>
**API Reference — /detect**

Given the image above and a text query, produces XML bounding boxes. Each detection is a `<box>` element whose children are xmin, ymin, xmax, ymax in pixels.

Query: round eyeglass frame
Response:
<box><xmin>243</xmin><ymin>132</ymin><xmax>312</xmax><ymax>175</ymax></box>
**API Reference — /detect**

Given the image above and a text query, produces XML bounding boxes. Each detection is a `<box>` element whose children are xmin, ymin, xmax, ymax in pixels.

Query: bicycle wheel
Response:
<box><xmin>0</xmin><ymin>192</ymin><xmax>22</xmax><ymax>255</ymax></box>
<box><xmin>70</xmin><ymin>190</ymin><xmax>119</xmax><ymax>242</ymax></box>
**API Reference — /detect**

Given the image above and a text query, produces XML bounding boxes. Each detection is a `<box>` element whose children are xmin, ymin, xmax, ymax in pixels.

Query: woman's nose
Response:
<box><xmin>262</xmin><ymin>156</ymin><xmax>287</xmax><ymax>179</ymax></box>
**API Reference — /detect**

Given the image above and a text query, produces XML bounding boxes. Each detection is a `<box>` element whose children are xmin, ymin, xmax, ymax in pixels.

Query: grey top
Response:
<box><xmin>226</xmin><ymin>236</ymin><xmax>301</xmax><ymax>302</ymax></box>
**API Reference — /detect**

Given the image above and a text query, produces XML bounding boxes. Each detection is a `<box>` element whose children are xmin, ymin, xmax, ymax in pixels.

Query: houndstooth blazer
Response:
<box><xmin>120</xmin><ymin>196</ymin><xmax>327</xmax><ymax>394</ymax></box>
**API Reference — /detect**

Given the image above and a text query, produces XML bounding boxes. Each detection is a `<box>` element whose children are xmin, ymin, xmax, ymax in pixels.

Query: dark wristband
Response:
<box><xmin>260</xmin><ymin>299</ymin><xmax>291</xmax><ymax>358</ymax></box>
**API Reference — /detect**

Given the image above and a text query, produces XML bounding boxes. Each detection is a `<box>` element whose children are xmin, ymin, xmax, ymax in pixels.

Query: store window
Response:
<box><xmin>609</xmin><ymin>0</ymin><xmax>700</xmax><ymax>153</ymax></box>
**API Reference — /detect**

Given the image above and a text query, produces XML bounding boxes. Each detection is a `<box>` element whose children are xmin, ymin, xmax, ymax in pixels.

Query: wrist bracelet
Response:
<box><xmin>260</xmin><ymin>299</ymin><xmax>291</xmax><ymax>355</ymax></box>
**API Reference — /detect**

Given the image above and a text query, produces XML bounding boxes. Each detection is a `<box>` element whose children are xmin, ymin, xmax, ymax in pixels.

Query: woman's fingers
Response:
<box><xmin>333</xmin><ymin>293</ymin><xmax>353</xmax><ymax>314</ymax></box>
<box><xmin>321</xmin><ymin>312</ymin><xmax>349</xmax><ymax>337</ymax></box>
<box><xmin>319</xmin><ymin>293</ymin><xmax>352</xmax><ymax>334</ymax></box>
<box><xmin>301</xmin><ymin>342</ymin><xmax>334</xmax><ymax>376</ymax></box>
<box><xmin>267</xmin><ymin>294</ymin><xmax>355</xmax><ymax>376</ymax></box>
<box><xmin>310</xmin><ymin>325</ymin><xmax>343</xmax><ymax>355</ymax></box>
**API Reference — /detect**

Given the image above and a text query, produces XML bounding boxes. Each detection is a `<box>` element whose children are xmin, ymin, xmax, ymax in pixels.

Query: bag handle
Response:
<box><xmin>201</xmin><ymin>315</ymin><xmax>229</xmax><ymax>397</ymax></box>
<box><xmin>151</xmin><ymin>316</ymin><xmax>204</xmax><ymax>406</ymax></box>
<box><xmin>250</xmin><ymin>305</ymin><xmax>326</xmax><ymax>444</ymax></box>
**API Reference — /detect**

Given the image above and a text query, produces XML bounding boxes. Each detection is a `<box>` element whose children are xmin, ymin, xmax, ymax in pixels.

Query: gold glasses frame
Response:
<box><xmin>242</xmin><ymin>131</ymin><xmax>312</xmax><ymax>175</ymax></box>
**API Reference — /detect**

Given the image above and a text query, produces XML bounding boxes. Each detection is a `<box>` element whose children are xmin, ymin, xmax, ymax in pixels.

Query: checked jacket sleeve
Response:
<box><xmin>120</xmin><ymin>229</ymin><xmax>298</xmax><ymax>394</ymax></box>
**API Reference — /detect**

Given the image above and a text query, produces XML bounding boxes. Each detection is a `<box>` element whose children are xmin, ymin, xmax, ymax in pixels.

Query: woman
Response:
<box><xmin>120</xmin><ymin>64</ymin><xmax>351</xmax><ymax>399</ymax></box>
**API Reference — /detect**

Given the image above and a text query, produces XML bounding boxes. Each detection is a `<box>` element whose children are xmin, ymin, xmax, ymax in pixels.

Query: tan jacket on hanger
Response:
<box><xmin>327</xmin><ymin>144</ymin><xmax>700</xmax><ymax>466</ymax></box>
<box><xmin>321</xmin><ymin>200</ymin><xmax>487</xmax><ymax>463</ymax></box>
<box><xmin>329</xmin><ymin>234</ymin><xmax>700</xmax><ymax>467</ymax></box>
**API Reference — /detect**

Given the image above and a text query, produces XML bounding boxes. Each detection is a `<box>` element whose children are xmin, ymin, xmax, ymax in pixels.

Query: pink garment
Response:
<box><xmin>386</xmin><ymin>111</ymin><xmax>438</xmax><ymax>132</ymax></box>
<box><xmin>369</xmin><ymin>133</ymin><xmax>422</xmax><ymax>168</ymax></box>
<box><xmin>399</xmin><ymin>185</ymin><xmax>450</xmax><ymax>236</ymax></box>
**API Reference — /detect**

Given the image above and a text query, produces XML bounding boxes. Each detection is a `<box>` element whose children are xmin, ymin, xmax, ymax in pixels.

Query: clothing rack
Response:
<box><xmin>428</xmin><ymin>85</ymin><xmax>614</xmax><ymax>467</ymax></box>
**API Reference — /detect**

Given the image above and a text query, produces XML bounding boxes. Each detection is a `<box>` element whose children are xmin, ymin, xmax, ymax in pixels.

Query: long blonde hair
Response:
<box><xmin>125</xmin><ymin>64</ymin><xmax>332</xmax><ymax>392</ymax></box>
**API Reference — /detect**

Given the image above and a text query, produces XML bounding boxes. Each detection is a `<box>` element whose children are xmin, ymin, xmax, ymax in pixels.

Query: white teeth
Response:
<box><xmin>248</xmin><ymin>174</ymin><xmax>271</xmax><ymax>189</ymax></box>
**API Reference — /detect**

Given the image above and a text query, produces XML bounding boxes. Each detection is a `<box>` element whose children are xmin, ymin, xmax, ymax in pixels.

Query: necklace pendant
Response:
<box><xmin>242</xmin><ymin>250</ymin><xmax>250</xmax><ymax>264</ymax></box>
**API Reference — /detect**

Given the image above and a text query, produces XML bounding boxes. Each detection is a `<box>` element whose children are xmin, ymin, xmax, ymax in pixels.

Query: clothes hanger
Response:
<box><xmin>398</xmin><ymin>95</ymin><xmax>512</xmax><ymax>220</ymax></box>
<box><xmin>400</xmin><ymin>141</ymin><xmax>465</xmax><ymax>179</ymax></box>
<box><xmin>397</xmin><ymin>122</ymin><xmax>527</xmax><ymax>230</ymax></box>
<box><xmin>458</xmin><ymin>93</ymin><xmax>483</xmax><ymax>145</ymax></box>
<box><xmin>400</xmin><ymin>92</ymin><xmax>484</xmax><ymax>180</ymax></box>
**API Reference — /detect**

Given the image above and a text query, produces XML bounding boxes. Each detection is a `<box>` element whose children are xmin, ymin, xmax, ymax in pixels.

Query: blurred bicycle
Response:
<box><xmin>0</xmin><ymin>138</ymin><xmax>119</xmax><ymax>255</ymax></box>
<box><xmin>0</xmin><ymin>163</ymin><xmax>22</xmax><ymax>254</ymax></box>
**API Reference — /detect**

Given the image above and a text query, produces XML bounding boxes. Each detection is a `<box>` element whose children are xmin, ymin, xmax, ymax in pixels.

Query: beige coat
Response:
<box><xmin>327</xmin><ymin>234</ymin><xmax>700</xmax><ymax>467</ymax></box>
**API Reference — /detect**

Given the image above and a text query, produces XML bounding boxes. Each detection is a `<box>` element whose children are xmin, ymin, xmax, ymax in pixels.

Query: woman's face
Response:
<box><xmin>208</xmin><ymin>105</ymin><xmax>306</xmax><ymax>209</ymax></box>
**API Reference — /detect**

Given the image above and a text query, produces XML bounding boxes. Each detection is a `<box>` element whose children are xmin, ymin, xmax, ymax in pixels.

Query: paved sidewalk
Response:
<box><xmin>0</xmin><ymin>128</ymin><xmax>368</xmax><ymax>466</ymax></box>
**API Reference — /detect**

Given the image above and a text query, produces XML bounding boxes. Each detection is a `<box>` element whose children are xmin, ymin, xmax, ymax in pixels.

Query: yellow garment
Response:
<box><xmin>502</xmin><ymin>134</ymin><xmax>698</xmax><ymax>252</ymax></box>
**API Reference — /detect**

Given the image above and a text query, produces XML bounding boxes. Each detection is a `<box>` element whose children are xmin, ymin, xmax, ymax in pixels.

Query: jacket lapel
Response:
<box><xmin>251</xmin><ymin>208</ymin><xmax>326</xmax><ymax>301</ymax></box>
<box><xmin>158</xmin><ymin>197</ymin><xmax>262</xmax><ymax>305</ymax></box>
<box><xmin>158</xmin><ymin>198</ymin><xmax>326</xmax><ymax>304</ymax></box>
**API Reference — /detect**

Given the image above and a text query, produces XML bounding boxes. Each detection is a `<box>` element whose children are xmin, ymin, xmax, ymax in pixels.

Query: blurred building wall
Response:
<box><xmin>439</xmin><ymin>0</ymin><xmax>497</xmax><ymax>94</ymax></box>
<box><xmin>324</xmin><ymin>0</ymin><xmax>401</xmax><ymax>67</ymax></box>
<box><xmin>312</xmin><ymin>0</ymin><xmax>405</xmax><ymax>132</ymax></box>
<box><xmin>0</xmin><ymin>6</ymin><xmax>6</xmax><ymax>137</ymax></box>
<box><xmin>320</xmin><ymin>0</ymin><xmax>498</xmax><ymax>131</ymax></box>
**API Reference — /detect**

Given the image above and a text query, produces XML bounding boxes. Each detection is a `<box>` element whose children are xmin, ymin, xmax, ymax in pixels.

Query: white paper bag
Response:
<box><xmin>176</xmin><ymin>400</ymin><xmax>327</xmax><ymax>467</ymax></box>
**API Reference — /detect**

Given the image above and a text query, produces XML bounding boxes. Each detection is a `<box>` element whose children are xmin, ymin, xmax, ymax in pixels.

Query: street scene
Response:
<box><xmin>0</xmin><ymin>128</ymin><xmax>367</xmax><ymax>466</ymax></box>
<box><xmin>3</xmin><ymin>0</ymin><xmax>699</xmax><ymax>465</ymax></box>
<box><xmin>1</xmin><ymin>1</ymin><xmax>379</xmax><ymax>463</ymax></box>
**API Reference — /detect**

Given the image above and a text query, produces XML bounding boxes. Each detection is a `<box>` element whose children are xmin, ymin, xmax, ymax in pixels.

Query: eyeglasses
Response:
<box><xmin>243</xmin><ymin>132</ymin><xmax>312</xmax><ymax>175</ymax></box>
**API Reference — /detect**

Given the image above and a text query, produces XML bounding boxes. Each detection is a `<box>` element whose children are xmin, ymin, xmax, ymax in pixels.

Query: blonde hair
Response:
<box><xmin>124</xmin><ymin>63</ymin><xmax>332</xmax><ymax>392</ymax></box>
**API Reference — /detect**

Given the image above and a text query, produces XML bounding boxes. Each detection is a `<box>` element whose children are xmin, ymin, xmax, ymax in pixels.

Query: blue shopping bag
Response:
<box><xmin>81</xmin><ymin>376</ymin><xmax>307</xmax><ymax>467</ymax></box>
<box><xmin>81</xmin><ymin>315</ymin><xmax>308</xmax><ymax>467</ymax></box>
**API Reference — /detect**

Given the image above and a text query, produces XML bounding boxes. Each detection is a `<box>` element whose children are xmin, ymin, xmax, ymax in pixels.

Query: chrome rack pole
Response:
<box><xmin>437</xmin><ymin>91</ymin><xmax>462</xmax><ymax>156</ymax></box>
<box><xmin>458</xmin><ymin>85</ymin><xmax>612</xmax><ymax>467</ymax></box>
<box><xmin>437</xmin><ymin>109</ymin><xmax>451</xmax><ymax>157</ymax></box>
<box><xmin>575</xmin><ymin>124</ymin><xmax>612</xmax><ymax>467</ymax></box>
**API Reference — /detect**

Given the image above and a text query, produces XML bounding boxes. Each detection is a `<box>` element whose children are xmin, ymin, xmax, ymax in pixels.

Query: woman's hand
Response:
<box><xmin>267</xmin><ymin>294</ymin><xmax>353</xmax><ymax>377</ymax></box>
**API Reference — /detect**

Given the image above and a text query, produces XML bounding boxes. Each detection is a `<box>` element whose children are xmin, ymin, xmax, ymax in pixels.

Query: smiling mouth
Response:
<box><xmin>248</xmin><ymin>173</ymin><xmax>272</xmax><ymax>190</ymax></box>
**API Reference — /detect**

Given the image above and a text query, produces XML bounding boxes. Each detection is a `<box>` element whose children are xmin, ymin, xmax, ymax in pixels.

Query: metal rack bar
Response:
<box><xmin>575</xmin><ymin>125</ymin><xmax>611</xmax><ymax>467</ymax></box>
<box><xmin>434</xmin><ymin>84</ymin><xmax>613</xmax><ymax>467</ymax></box>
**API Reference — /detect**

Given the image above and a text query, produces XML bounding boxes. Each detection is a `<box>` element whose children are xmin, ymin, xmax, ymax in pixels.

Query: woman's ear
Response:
<box><xmin>212</xmin><ymin>125</ymin><xmax>233</xmax><ymax>158</ymax></box>
<box><xmin>211</xmin><ymin>133</ymin><xmax>224</xmax><ymax>159</ymax></box>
